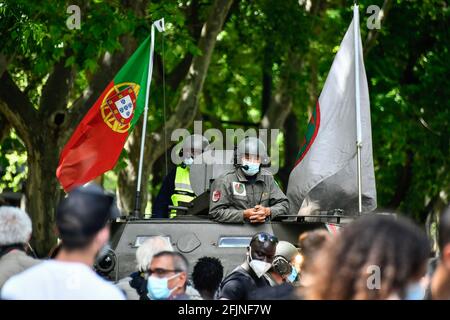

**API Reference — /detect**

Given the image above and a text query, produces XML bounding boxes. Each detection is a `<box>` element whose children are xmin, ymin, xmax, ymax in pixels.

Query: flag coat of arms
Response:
<box><xmin>287</xmin><ymin>15</ymin><xmax>377</xmax><ymax>215</ymax></box>
<box><xmin>56</xmin><ymin>36</ymin><xmax>152</xmax><ymax>191</ymax></box>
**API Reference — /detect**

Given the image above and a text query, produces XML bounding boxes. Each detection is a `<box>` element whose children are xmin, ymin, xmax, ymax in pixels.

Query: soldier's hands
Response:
<box><xmin>244</xmin><ymin>208</ymin><xmax>265</xmax><ymax>223</ymax></box>
<box><xmin>245</xmin><ymin>205</ymin><xmax>271</xmax><ymax>223</ymax></box>
<box><xmin>249</xmin><ymin>213</ymin><xmax>266</xmax><ymax>223</ymax></box>
<box><xmin>254</xmin><ymin>205</ymin><xmax>271</xmax><ymax>217</ymax></box>
<box><xmin>243</xmin><ymin>208</ymin><xmax>255</xmax><ymax>220</ymax></box>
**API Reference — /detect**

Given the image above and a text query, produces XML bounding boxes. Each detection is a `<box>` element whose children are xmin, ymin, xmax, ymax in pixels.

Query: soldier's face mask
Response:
<box><xmin>241</xmin><ymin>156</ymin><xmax>260</xmax><ymax>176</ymax></box>
<box><xmin>241</xmin><ymin>155</ymin><xmax>261</xmax><ymax>176</ymax></box>
<box><xmin>183</xmin><ymin>157</ymin><xmax>194</xmax><ymax>167</ymax></box>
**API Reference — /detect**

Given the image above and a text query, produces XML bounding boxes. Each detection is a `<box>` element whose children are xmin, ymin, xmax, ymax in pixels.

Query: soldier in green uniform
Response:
<box><xmin>209</xmin><ymin>137</ymin><xmax>289</xmax><ymax>223</ymax></box>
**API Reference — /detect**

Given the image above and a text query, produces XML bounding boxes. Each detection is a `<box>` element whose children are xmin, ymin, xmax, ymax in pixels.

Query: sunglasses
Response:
<box><xmin>253</xmin><ymin>233</ymin><xmax>278</xmax><ymax>244</ymax></box>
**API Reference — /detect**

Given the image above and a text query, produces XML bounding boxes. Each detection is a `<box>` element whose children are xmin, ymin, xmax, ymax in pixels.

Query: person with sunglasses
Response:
<box><xmin>216</xmin><ymin>232</ymin><xmax>278</xmax><ymax>300</ymax></box>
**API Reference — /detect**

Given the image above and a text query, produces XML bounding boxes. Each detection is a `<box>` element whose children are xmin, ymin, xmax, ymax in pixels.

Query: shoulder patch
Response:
<box><xmin>232</xmin><ymin>182</ymin><xmax>246</xmax><ymax>197</ymax></box>
<box><xmin>212</xmin><ymin>190</ymin><xmax>221</xmax><ymax>202</ymax></box>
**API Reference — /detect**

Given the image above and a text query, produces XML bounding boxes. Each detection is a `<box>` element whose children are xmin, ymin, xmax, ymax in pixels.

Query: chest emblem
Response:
<box><xmin>232</xmin><ymin>182</ymin><xmax>246</xmax><ymax>197</ymax></box>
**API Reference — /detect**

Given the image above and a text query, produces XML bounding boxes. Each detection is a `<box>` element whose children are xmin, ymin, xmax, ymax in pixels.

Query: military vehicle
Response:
<box><xmin>95</xmin><ymin>152</ymin><xmax>355</xmax><ymax>282</ymax></box>
<box><xmin>97</xmin><ymin>210</ymin><xmax>349</xmax><ymax>282</ymax></box>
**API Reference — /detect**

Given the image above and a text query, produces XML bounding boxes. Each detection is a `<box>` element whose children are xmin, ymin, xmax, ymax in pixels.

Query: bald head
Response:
<box><xmin>249</xmin><ymin>232</ymin><xmax>278</xmax><ymax>263</ymax></box>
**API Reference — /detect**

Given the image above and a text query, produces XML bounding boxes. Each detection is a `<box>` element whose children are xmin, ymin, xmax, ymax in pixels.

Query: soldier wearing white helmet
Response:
<box><xmin>209</xmin><ymin>137</ymin><xmax>289</xmax><ymax>223</ymax></box>
<box><xmin>152</xmin><ymin>134</ymin><xmax>209</xmax><ymax>218</ymax></box>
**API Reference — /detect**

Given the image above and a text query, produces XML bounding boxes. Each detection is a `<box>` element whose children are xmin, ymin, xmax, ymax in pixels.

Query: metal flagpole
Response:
<box><xmin>133</xmin><ymin>18</ymin><xmax>165</xmax><ymax>218</ymax></box>
<box><xmin>353</xmin><ymin>4</ymin><xmax>363</xmax><ymax>214</ymax></box>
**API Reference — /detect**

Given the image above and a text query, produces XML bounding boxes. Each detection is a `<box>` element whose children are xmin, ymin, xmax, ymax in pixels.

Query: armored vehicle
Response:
<box><xmin>95</xmin><ymin>156</ymin><xmax>353</xmax><ymax>281</ymax></box>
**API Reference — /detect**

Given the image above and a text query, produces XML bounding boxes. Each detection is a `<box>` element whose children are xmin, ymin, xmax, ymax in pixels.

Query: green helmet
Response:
<box><xmin>236</xmin><ymin>137</ymin><xmax>269</xmax><ymax>164</ymax></box>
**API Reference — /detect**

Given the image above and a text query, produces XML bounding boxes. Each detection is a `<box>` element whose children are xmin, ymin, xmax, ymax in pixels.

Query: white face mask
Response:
<box><xmin>183</xmin><ymin>157</ymin><xmax>194</xmax><ymax>167</ymax></box>
<box><xmin>249</xmin><ymin>260</ymin><xmax>272</xmax><ymax>278</ymax></box>
<box><xmin>248</xmin><ymin>247</ymin><xmax>271</xmax><ymax>278</ymax></box>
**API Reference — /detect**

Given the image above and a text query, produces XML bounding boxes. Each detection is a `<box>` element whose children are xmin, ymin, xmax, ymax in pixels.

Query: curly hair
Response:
<box><xmin>192</xmin><ymin>256</ymin><xmax>224</xmax><ymax>293</ymax></box>
<box><xmin>306</xmin><ymin>214</ymin><xmax>430</xmax><ymax>300</ymax></box>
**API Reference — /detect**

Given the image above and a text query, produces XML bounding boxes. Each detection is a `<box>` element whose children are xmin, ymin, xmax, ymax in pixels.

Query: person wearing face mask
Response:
<box><xmin>145</xmin><ymin>251</ymin><xmax>190</xmax><ymax>300</ymax></box>
<box><xmin>152</xmin><ymin>134</ymin><xmax>210</xmax><ymax>219</ymax></box>
<box><xmin>209</xmin><ymin>137</ymin><xmax>289</xmax><ymax>224</ymax></box>
<box><xmin>215</xmin><ymin>232</ymin><xmax>278</xmax><ymax>300</ymax></box>
<box><xmin>266</xmin><ymin>241</ymin><xmax>301</xmax><ymax>286</ymax></box>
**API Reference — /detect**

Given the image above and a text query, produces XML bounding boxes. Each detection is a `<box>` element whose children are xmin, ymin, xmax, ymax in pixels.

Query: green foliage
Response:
<box><xmin>367</xmin><ymin>0</ymin><xmax>450</xmax><ymax>218</ymax></box>
<box><xmin>0</xmin><ymin>130</ymin><xmax>27</xmax><ymax>192</ymax></box>
<box><xmin>0</xmin><ymin>0</ymin><xmax>448</xmax><ymax>221</ymax></box>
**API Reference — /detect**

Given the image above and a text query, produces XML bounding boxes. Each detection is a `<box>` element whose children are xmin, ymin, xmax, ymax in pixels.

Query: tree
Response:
<box><xmin>1</xmin><ymin>0</ymin><xmax>448</xmax><ymax>255</ymax></box>
<box><xmin>0</xmin><ymin>0</ymin><xmax>233</xmax><ymax>255</ymax></box>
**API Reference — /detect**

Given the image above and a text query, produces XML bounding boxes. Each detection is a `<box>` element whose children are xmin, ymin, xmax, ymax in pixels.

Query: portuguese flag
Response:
<box><xmin>56</xmin><ymin>36</ymin><xmax>152</xmax><ymax>191</ymax></box>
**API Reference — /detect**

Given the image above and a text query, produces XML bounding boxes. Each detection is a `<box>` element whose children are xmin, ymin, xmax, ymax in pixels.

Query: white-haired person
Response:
<box><xmin>116</xmin><ymin>236</ymin><xmax>201</xmax><ymax>299</ymax></box>
<box><xmin>116</xmin><ymin>236</ymin><xmax>173</xmax><ymax>299</ymax></box>
<box><xmin>0</xmin><ymin>206</ymin><xmax>40</xmax><ymax>288</ymax></box>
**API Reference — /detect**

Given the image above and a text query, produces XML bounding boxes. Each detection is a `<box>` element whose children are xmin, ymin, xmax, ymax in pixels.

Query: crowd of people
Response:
<box><xmin>0</xmin><ymin>184</ymin><xmax>449</xmax><ymax>300</ymax></box>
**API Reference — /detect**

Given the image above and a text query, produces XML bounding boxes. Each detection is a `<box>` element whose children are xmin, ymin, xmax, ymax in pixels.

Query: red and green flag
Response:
<box><xmin>56</xmin><ymin>36</ymin><xmax>152</xmax><ymax>191</ymax></box>
<box><xmin>286</xmin><ymin>8</ymin><xmax>377</xmax><ymax>215</ymax></box>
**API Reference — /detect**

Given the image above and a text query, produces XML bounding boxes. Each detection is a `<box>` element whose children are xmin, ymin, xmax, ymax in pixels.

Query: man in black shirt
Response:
<box><xmin>216</xmin><ymin>232</ymin><xmax>278</xmax><ymax>300</ymax></box>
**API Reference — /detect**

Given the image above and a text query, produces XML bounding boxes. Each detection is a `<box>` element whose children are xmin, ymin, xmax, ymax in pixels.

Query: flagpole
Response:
<box><xmin>133</xmin><ymin>18</ymin><xmax>165</xmax><ymax>219</ymax></box>
<box><xmin>353</xmin><ymin>3</ymin><xmax>363</xmax><ymax>214</ymax></box>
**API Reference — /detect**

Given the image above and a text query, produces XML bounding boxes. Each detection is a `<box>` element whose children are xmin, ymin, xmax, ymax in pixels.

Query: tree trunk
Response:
<box><xmin>0</xmin><ymin>2</ymin><xmax>148</xmax><ymax>255</ymax></box>
<box><xmin>0</xmin><ymin>113</ymin><xmax>11</xmax><ymax>142</ymax></box>
<box><xmin>117</xmin><ymin>0</ymin><xmax>234</xmax><ymax>215</ymax></box>
<box><xmin>278</xmin><ymin>112</ymin><xmax>299</xmax><ymax>189</ymax></box>
<box><xmin>388</xmin><ymin>149</ymin><xmax>414</xmax><ymax>209</ymax></box>
<box><xmin>25</xmin><ymin>136</ymin><xmax>62</xmax><ymax>256</ymax></box>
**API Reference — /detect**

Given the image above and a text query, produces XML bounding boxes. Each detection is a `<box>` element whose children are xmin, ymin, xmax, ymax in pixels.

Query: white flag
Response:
<box><xmin>287</xmin><ymin>14</ymin><xmax>377</xmax><ymax>215</ymax></box>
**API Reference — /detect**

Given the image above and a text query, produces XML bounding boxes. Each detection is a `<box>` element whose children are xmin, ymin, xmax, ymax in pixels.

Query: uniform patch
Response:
<box><xmin>212</xmin><ymin>190</ymin><xmax>221</xmax><ymax>202</ymax></box>
<box><xmin>232</xmin><ymin>182</ymin><xmax>246</xmax><ymax>196</ymax></box>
